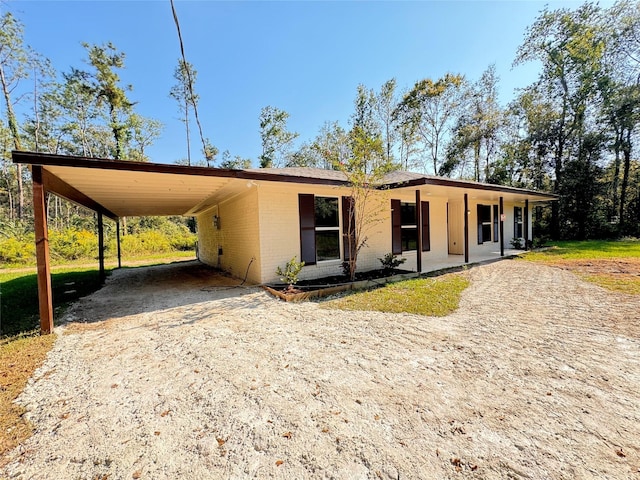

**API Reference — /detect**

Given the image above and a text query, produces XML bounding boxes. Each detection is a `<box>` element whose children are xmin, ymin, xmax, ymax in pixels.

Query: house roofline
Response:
<box><xmin>385</xmin><ymin>177</ymin><xmax>558</xmax><ymax>200</ymax></box>
<box><xmin>13</xmin><ymin>150</ymin><xmax>558</xmax><ymax>200</ymax></box>
<box><xmin>12</xmin><ymin>151</ymin><xmax>351</xmax><ymax>187</ymax></box>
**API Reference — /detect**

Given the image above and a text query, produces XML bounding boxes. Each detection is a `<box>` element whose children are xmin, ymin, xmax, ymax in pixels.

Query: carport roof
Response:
<box><xmin>13</xmin><ymin>151</ymin><xmax>557</xmax><ymax>220</ymax></box>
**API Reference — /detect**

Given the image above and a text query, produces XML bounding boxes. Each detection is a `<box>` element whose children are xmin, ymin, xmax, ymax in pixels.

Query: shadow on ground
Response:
<box><xmin>60</xmin><ymin>260</ymin><xmax>269</xmax><ymax>328</ymax></box>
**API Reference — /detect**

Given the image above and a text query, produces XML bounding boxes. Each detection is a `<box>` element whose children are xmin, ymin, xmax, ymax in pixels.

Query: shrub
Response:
<box><xmin>49</xmin><ymin>229</ymin><xmax>98</xmax><ymax>260</ymax></box>
<box><xmin>510</xmin><ymin>237</ymin><xmax>524</xmax><ymax>249</ymax></box>
<box><xmin>378</xmin><ymin>253</ymin><xmax>406</xmax><ymax>273</ymax></box>
<box><xmin>276</xmin><ymin>256</ymin><xmax>305</xmax><ymax>286</ymax></box>
<box><xmin>120</xmin><ymin>230</ymin><xmax>172</xmax><ymax>255</ymax></box>
<box><xmin>0</xmin><ymin>236</ymin><xmax>35</xmax><ymax>264</ymax></box>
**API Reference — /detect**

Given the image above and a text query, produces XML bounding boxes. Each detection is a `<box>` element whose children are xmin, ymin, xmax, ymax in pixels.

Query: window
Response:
<box><xmin>477</xmin><ymin>204</ymin><xmax>492</xmax><ymax>244</ymax></box>
<box><xmin>391</xmin><ymin>199</ymin><xmax>426</xmax><ymax>254</ymax></box>
<box><xmin>314</xmin><ymin>197</ymin><xmax>340</xmax><ymax>261</ymax></box>
<box><xmin>299</xmin><ymin>194</ymin><xmax>354</xmax><ymax>265</ymax></box>
<box><xmin>493</xmin><ymin>205</ymin><xmax>499</xmax><ymax>243</ymax></box>
<box><xmin>421</xmin><ymin>201</ymin><xmax>431</xmax><ymax>252</ymax></box>
<box><xmin>514</xmin><ymin>206</ymin><xmax>523</xmax><ymax>238</ymax></box>
<box><xmin>400</xmin><ymin>202</ymin><xmax>418</xmax><ymax>251</ymax></box>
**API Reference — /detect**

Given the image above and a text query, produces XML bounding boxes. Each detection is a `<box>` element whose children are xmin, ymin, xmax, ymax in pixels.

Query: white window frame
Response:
<box><xmin>400</xmin><ymin>201</ymin><xmax>418</xmax><ymax>252</ymax></box>
<box><xmin>314</xmin><ymin>196</ymin><xmax>342</xmax><ymax>263</ymax></box>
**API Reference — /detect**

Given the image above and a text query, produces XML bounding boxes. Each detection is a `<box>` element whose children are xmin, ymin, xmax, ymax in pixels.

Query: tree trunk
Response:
<box><xmin>619</xmin><ymin>128</ymin><xmax>632</xmax><ymax>234</ymax></box>
<box><xmin>0</xmin><ymin>63</ymin><xmax>24</xmax><ymax>219</ymax></box>
<box><xmin>611</xmin><ymin>128</ymin><xmax>622</xmax><ymax>223</ymax></box>
<box><xmin>110</xmin><ymin>104</ymin><xmax>121</xmax><ymax>160</ymax></box>
<box><xmin>474</xmin><ymin>140</ymin><xmax>480</xmax><ymax>182</ymax></box>
<box><xmin>185</xmin><ymin>100</ymin><xmax>191</xmax><ymax>166</ymax></box>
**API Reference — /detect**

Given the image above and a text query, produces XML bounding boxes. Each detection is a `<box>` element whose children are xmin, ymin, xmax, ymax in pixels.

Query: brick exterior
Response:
<box><xmin>197</xmin><ymin>183</ymin><xmax>536</xmax><ymax>284</ymax></box>
<box><xmin>196</xmin><ymin>188</ymin><xmax>262</xmax><ymax>284</ymax></box>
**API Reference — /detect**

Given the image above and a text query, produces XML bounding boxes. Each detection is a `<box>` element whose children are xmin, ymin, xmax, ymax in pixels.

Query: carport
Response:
<box><xmin>13</xmin><ymin>151</ymin><xmax>338</xmax><ymax>334</ymax></box>
<box><xmin>14</xmin><ymin>151</ymin><xmax>557</xmax><ymax>335</ymax></box>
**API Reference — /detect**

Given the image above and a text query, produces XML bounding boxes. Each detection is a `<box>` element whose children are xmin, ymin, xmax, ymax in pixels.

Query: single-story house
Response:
<box><xmin>13</xmin><ymin>151</ymin><xmax>557</xmax><ymax>333</ymax></box>
<box><xmin>196</xmin><ymin>167</ymin><xmax>556</xmax><ymax>284</ymax></box>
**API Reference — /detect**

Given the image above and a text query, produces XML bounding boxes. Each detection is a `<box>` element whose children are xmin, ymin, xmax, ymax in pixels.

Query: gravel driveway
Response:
<box><xmin>2</xmin><ymin>259</ymin><xmax>639</xmax><ymax>479</ymax></box>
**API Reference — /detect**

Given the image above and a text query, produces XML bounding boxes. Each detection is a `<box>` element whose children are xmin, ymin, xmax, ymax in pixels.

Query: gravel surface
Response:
<box><xmin>2</xmin><ymin>259</ymin><xmax>639</xmax><ymax>479</ymax></box>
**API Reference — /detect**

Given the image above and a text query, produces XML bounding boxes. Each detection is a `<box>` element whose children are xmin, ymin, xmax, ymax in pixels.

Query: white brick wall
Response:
<box><xmin>197</xmin><ymin>188</ymin><xmax>262</xmax><ymax>284</ymax></box>
<box><xmin>196</xmin><ymin>205</ymin><xmax>220</xmax><ymax>267</ymax></box>
<box><xmin>198</xmin><ymin>179</ymin><xmax>538</xmax><ymax>284</ymax></box>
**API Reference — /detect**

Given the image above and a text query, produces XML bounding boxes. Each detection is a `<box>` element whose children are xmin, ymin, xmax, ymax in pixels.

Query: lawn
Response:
<box><xmin>522</xmin><ymin>239</ymin><xmax>640</xmax><ymax>295</ymax></box>
<box><xmin>322</xmin><ymin>272</ymin><xmax>470</xmax><ymax>316</ymax></box>
<box><xmin>525</xmin><ymin>239</ymin><xmax>640</xmax><ymax>259</ymax></box>
<box><xmin>1</xmin><ymin>267</ymin><xmax>107</xmax><ymax>336</ymax></box>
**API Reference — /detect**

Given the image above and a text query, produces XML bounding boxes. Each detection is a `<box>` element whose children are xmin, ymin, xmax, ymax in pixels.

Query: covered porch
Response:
<box><xmin>422</xmin><ymin>249</ymin><xmax>528</xmax><ymax>273</ymax></box>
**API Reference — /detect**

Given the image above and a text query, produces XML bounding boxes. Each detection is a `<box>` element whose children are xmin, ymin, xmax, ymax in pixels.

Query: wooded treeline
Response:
<box><xmin>1</xmin><ymin>1</ymin><xmax>639</xmax><ymax>243</ymax></box>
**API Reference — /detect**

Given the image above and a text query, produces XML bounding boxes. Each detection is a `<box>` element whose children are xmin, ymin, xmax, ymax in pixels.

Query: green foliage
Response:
<box><xmin>322</xmin><ymin>274</ymin><xmax>470</xmax><ymax>317</ymax></box>
<box><xmin>395</xmin><ymin>72</ymin><xmax>466</xmax><ymax>176</ymax></box>
<box><xmin>220</xmin><ymin>150</ymin><xmax>252</xmax><ymax>169</ymax></box>
<box><xmin>82</xmin><ymin>41</ymin><xmax>133</xmax><ymax>160</ymax></box>
<box><xmin>0</xmin><ymin>235</ymin><xmax>35</xmax><ymax>264</ymax></box>
<box><xmin>49</xmin><ymin>228</ymin><xmax>98</xmax><ymax>260</ymax></box>
<box><xmin>118</xmin><ymin>230</ymin><xmax>171</xmax><ymax>255</ymax></box>
<box><xmin>510</xmin><ymin>237</ymin><xmax>524</xmax><ymax>250</ymax></box>
<box><xmin>259</xmin><ymin>106</ymin><xmax>299</xmax><ymax>168</ymax></box>
<box><xmin>276</xmin><ymin>256</ymin><xmax>305</xmax><ymax>286</ymax></box>
<box><xmin>378</xmin><ymin>253</ymin><xmax>407</xmax><ymax>273</ymax></box>
<box><xmin>0</xmin><ymin>222</ymin><xmax>196</xmax><ymax>266</ymax></box>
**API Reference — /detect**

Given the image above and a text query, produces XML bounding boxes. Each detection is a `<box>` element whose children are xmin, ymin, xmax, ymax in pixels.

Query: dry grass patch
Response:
<box><xmin>523</xmin><ymin>240</ymin><xmax>640</xmax><ymax>295</ymax></box>
<box><xmin>321</xmin><ymin>273</ymin><xmax>470</xmax><ymax>316</ymax></box>
<box><xmin>0</xmin><ymin>333</ymin><xmax>56</xmax><ymax>463</ymax></box>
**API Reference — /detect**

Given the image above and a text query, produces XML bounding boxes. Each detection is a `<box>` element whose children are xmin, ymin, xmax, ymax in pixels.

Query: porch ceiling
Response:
<box><xmin>42</xmin><ymin>164</ymin><xmax>234</xmax><ymax>218</ymax></box>
<box><xmin>13</xmin><ymin>151</ymin><xmax>346</xmax><ymax>220</ymax></box>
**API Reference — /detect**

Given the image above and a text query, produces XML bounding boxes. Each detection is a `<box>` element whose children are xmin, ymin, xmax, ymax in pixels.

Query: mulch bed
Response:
<box><xmin>264</xmin><ymin>268</ymin><xmax>415</xmax><ymax>302</ymax></box>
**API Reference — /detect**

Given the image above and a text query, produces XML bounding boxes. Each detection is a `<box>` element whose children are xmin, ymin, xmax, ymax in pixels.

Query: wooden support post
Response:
<box><xmin>98</xmin><ymin>212</ymin><xmax>105</xmax><ymax>283</ymax></box>
<box><xmin>32</xmin><ymin>166</ymin><xmax>54</xmax><ymax>334</ymax></box>
<box><xmin>499</xmin><ymin>196</ymin><xmax>504</xmax><ymax>257</ymax></box>
<box><xmin>464</xmin><ymin>193</ymin><xmax>469</xmax><ymax>263</ymax></box>
<box><xmin>524</xmin><ymin>199</ymin><xmax>529</xmax><ymax>251</ymax></box>
<box><xmin>415</xmin><ymin>189</ymin><xmax>422</xmax><ymax>273</ymax></box>
<box><xmin>116</xmin><ymin>219</ymin><xmax>122</xmax><ymax>268</ymax></box>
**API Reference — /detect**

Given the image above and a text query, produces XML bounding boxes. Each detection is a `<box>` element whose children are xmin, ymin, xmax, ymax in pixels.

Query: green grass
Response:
<box><xmin>321</xmin><ymin>273</ymin><xmax>470</xmax><ymax>316</ymax></box>
<box><xmin>524</xmin><ymin>239</ymin><xmax>640</xmax><ymax>261</ymax></box>
<box><xmin>580</xmin><ymin>273</ymin><xmax>640</xmax><ymax>295</ymax></box>
<box><xmin>0</xmin><ymin>267</ymin><xmax>107</xmax><ymax>336</ymax></box>
<box><xmin>1</xmin><ymin>249</ymin><xmax>196</xmax><ymax>270</ymax></box>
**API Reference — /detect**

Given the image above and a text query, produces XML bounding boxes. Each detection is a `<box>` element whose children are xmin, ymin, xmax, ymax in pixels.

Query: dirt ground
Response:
<box><xmin>2</xmin><ymin>259</ymin><xmax>639</xmax><ymax>479</ymax></box>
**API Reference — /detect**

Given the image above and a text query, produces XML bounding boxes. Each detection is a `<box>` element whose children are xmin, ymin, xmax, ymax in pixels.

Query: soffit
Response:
<box><xmin>43</xmin><ymin>164</ymin><xmax>236</xmax><ymax>217</ymax></box>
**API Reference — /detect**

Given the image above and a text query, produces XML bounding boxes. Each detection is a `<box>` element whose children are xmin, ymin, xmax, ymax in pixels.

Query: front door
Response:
<box><xmin>448</xmin><ymin>201</ymin><xmax>463</xmax><ymax>255</ymax></box>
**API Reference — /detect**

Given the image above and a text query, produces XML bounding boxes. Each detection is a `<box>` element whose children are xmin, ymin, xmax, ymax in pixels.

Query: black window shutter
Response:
<box><xmin>421</xmin><ymin>201</ymin><xmax>430</xmax><ymax>252</ymax></box>
<box><xmin>342</xmin><ymin>196</ymin><xmax>356</xmax><ymax>261</ymax></box>
<box><xmin>493</xmin><ymin>204</ymin><xmax>499</xmax><ymax>242</ymax></box>
<box><xmin>391</xmin><ymin>199</ymin><xmax>402</xmax><ymax>254</ymax></box>
<box><xmin>477</xmin><ymin>204</ymin><xmax>483</xmax><ymax>244</ymax></box>
<box><xmin>298</xmin><ymin>194</ymin><xmax>316</xmax><ymax>265</ymax></box>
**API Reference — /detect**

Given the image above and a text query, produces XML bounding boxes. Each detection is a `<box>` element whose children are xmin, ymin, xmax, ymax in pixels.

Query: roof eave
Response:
<box><xmin>386</xmin><ymin>177</ymin><xmax>558</xmax><ymax>201</ymax></box>
<box><xmin>12</xmin><ymin>151</ymin><xmax>351</xmax><ymax>187</ymax></box>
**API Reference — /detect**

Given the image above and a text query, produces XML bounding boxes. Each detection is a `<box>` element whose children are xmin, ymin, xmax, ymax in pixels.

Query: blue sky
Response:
<box><xmin>8</xmin><ymin>1</ymin><xmax>606</xmax><ymax>166</ymax></box>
